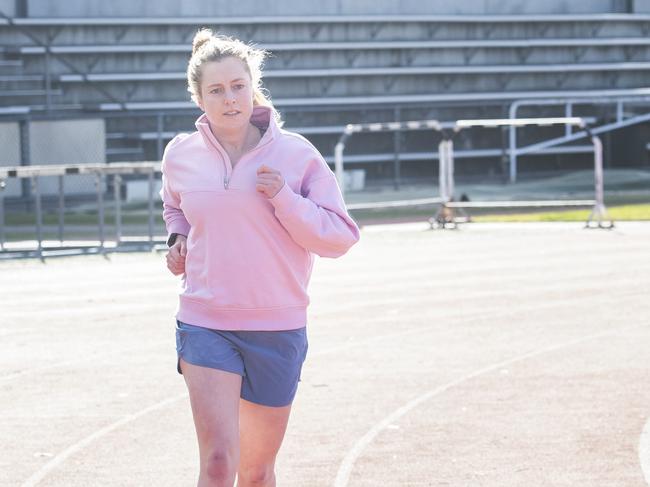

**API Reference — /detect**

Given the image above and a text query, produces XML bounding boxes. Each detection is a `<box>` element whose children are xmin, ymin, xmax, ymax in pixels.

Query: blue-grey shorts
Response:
<box><xmin>175</xmin><ymin>319</ymin><xmax>308</xmax><ymax>407</ymax></box>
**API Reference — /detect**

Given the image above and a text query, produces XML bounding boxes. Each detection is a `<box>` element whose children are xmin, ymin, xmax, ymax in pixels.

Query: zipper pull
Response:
<box><xmin>224</xmin><ymin>175</ymin><xmax>229</xmax><ymax>189</ymax></box>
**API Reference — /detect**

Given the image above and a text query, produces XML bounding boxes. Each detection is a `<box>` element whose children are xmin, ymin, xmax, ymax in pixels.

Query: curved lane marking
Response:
<box><xmin>333</xmin><ymin>326</ymin><xmax>639</xmax><ymax>487</ymax></box>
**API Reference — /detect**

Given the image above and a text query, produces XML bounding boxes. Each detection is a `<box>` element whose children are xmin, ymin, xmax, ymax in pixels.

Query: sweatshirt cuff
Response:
<box><xmin>167</xmin><ymin>220</ymin><xmax>191</xmax><ymax>240</ymax></box>
<box><xmin>268</xmin><ymin>182</ymin><xmax>298</xmax><ymax>213</ymax></box>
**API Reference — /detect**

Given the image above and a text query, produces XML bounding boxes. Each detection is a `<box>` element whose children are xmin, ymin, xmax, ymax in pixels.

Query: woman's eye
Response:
<box><xmin>234</xmin><ymin>84</ymin><xmax>245</xmax><ymax>90</ymax></box>
<box><xmin>211</xmin><ymin>87</ymin><xmax>223</xmax><ymax>94</ymax></box>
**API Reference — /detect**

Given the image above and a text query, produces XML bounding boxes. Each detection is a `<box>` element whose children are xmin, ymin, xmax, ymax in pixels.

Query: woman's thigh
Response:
<box><xmin>238</xmin><ymin>398</ymin><xmax>292</xmax><ymax>470</ymax></box>
<box><xmin>180</xmin><ymin>358</ymin><xmax>243</xmax><ymax>455</ymax></box>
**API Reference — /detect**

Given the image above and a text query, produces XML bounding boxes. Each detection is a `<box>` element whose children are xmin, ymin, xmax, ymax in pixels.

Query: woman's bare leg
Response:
<box><xmin>236</xmin><ymin>398</ymin><xmax>293</xmax><ymax>487</ymax></box>
<box><xmin>180</xmin><ymin>358</ymin><xmax>243</xmax><ymax>487</ymax></box>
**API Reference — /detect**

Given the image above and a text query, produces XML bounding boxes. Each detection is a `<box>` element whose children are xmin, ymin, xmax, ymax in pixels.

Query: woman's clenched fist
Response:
<box><xmin>166</xmin><ymin>235</ymin><xmax>187</xmax><ymax>275</ymax></box>
<box><xmin>256</xmin><ymin>164</ymin><xmax>285</xmax><ymax>198</ymax></box>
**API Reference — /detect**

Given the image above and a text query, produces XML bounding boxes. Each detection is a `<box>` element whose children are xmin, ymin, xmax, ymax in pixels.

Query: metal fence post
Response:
<box><xmin>44</xmin><ymin>50</ymin><xmax>52</xmax><ymax>114</ymax></box>
<box><xmin>393</xmin><ymin>107</ymin><xmax>401</xmax><ymax>190</ymax></box>
<box><xmin>0</xmin><ymin>179</ymin><xmax>5</xmax><ymax>251</ymax></box>
<box><xmin>438</xmin><ymin>139</ymin><xmax>448</xmax><ymax>202</ymax></box>
<box><xmin>114</xmin><ymin>174</ymin><xmax>122</xmax><ymax>245</ymax></box>
<box><xmin>446</xmin><ymin>139</ymin><xmax>455</xmax><ymax>202</ymax></box>
<box><xmin>565</xmin><ymin>103</ymin><xmax>573</xmax><ymax>137</ymax></box>
<box><xmin>586</xmin><ymin>135</ymin><xmax>613</xmax><ymax>228</ymax></box>
<box><xmin>508</xmin><ymin>102</ymin><xmax>519</xmax><ymax>183</ymax></box>
<box><xmin>57</xmin><ymin>175</ymin><xmax>64</xmax><ymax>243</ymax></box>
<box><xmin>96</xmin><ymin>172</ymin><xmax>105</xmax><ymax>251</ymax></box>
<box><xmin>334</xmin><ymin>139</ymin><xmax>346</xmax><ymax>198</ymax></box>
<box><xmin>32</xmin><ymin>176</ymin><xmax>43</xmax><ymax>259</ymax></box>
<box><xmin>148</xmin><ymin>168</ymin><xmax>154</xmax><ymax>247</ymax></box>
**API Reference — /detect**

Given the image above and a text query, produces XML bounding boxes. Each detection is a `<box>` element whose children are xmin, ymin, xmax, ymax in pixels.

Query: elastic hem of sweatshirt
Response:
<box><xmin>268</xmin><ymin>182</ymin><xmax>299</xmax><ymax>214</ymax></box>
<box><xmin>167</xmin><ymin>221</ymin><xmax>191</xmax><ymax>239</ymax></box>
<box><xmin>177</xmin><ymin>296</ymin><xmax>308</xmax><ymax>331</ymax></box>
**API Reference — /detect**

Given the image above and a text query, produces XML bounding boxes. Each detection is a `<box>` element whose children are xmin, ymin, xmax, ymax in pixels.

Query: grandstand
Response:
<box><xmin>1</xmin><ymin>0</ymin><xmax>650</xmax><ymax>191</ymax></box>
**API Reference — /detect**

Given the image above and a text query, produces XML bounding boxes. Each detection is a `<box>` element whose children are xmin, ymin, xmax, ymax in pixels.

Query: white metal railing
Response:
<box><xmin>0</xmin><ymin>163</ymin><xmax>161</xmax><ymax>258</ymax></box>
<box><xmin>443</xmin><ymin>117</ymin><xmax>611</xmax><ymax>229</ymax></box>
<box><xmin>0</xmin><ymin>115</ymin><xmax>621</xmax><ymax>259</ymax></box>
<box><xmin>508</xmin><ymin>96</ymin><xmax>650</xmax><ymax>182</ymax></box>
<box><xmin>335</xmin><ymin>117</ymin><xmax>613</xmax><ymax>228</ymax></box>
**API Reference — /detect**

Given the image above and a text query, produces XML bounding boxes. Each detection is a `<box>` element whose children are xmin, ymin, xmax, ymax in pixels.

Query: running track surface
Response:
<box><xmin>2</xmin><ymin>222</ymin><xmax>650</xmax><ymax>487</ymax></box>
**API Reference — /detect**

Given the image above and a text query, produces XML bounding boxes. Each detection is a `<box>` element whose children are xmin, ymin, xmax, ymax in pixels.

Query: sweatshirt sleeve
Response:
<box><xmin>159</xmin><ymin>139</ymin><xmax>191</xmax><ymax>243</ymax></box>
<box><xmin>268</xmin><ymin>172</ymin><xmax>360</xmax><ymax>258</ymax></box>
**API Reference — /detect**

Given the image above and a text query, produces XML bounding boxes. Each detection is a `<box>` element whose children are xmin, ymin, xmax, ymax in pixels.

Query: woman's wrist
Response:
<box><xmin>167</xmin><ymin>233</ymin><xmax>187</xmax><ymax>247</ymax></box>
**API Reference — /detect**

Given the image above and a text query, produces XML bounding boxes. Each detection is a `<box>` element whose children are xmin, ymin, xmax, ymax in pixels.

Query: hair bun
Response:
<box><xmin>192</xmin><ymin>28</ymin><xmax>214</xmax><ymax>55</ymax></box>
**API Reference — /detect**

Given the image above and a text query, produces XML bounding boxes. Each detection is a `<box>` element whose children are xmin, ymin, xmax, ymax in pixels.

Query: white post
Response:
<box><xmin>593</xmin><ymin>135</ymin><xmax>604</xmax><ymax>210</ymax></box>
<box><xmin>508</xmin><ymin>103</ymin><xmax>518</xmax><ymax>183</ymax></box>
<box><xmin>586</xmin><ymin>134</ymin><xmax>612</xmax><ymax>227</ymax></box>
<box><xmin>565</xmin><ymin>103</ymin><xmax>573</xmax><ymax>137</ymax></box>
<box><xmin>446</xmin><ymin>139</ymin><xmax>455</xmax><ymax>202</ymax></box>
<box><xmin>334</xmin><ymin>141</ymin><xmax>345</xmax><ymax>198</ymax></box>
<box><xmin>0</xmin><ymin>178</ymin><xmax>5</xmax><ymax>251</ymax></box>
<box><xmin>438</xmin><ymin>140</ymin><xmax>448</xmax><ymax>202</ymax></box>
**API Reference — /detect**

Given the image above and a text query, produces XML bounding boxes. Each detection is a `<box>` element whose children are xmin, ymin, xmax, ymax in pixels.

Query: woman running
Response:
<box><xmin>160</xmin><ymin>28</ymin><xmax>360</xmax><ymax>487</ymax></box>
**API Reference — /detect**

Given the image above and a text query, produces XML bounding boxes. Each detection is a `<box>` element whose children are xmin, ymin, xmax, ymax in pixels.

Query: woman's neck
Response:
<box><xmin>211</xmin><ymin>123</ymin><xmax>261</xmax><ymax>161</ymax></box>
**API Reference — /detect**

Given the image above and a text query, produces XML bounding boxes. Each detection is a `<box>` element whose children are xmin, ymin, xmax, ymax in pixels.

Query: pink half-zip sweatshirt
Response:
<box><xmin>160</xmin><ymin>106</ymin><xmax>360</xmax><ymax>331</ymax></box>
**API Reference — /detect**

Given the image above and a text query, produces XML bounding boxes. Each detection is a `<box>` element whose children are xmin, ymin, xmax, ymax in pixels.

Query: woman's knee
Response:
<box><xmin>238</xmin><ymin>463</ymin><xmax>275</xmax><ymax>485</ymax></box>
<box><xmin>203</xmin><ymin>448</ymin><xmax>239</xmax><ymax>483</ymax></box>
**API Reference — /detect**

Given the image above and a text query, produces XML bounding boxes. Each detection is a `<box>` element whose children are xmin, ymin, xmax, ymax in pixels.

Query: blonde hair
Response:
<box><xmin>187</xmin><ymin>28</ymin><xmax>281</xmax><ymax>123</ymax></box>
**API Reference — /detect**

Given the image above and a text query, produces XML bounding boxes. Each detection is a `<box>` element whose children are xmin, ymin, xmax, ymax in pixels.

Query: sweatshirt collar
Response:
<box><xmin>195</xmin><ymin>105</ymin><xmax>278</xmax><ymax>155</ymax></box>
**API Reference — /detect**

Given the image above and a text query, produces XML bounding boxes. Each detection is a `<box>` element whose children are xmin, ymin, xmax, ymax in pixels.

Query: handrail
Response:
<box><xmin>2</xmin><ymin>14</ymin><xmax>650</xmax><ymax>26</ymax></box>
<box><xmin>94</xmin><ymin>88</ymin><xmax>650</xmax><ymax>111</ymax></box>
<box><xmin>57</xmin><ymin>62</ymin><xmax>650</xmax><ymax>82</ymax></box>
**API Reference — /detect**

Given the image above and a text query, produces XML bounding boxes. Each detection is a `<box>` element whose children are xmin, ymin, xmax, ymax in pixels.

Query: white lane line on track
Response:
<box><xmin>20</xmin><ymin>392</ymin><xmax>188</xmax><ymax>487</ymax></box>
<box><xmin>333</xmin><ymin>325</ymin><xmax>641</xmax><ymax>487</ymax></box>
<box><xmin>18</xmin><ymin>293</ymin><xmax>646</xmax><ymax>486</ymax></box>
<box><xmin>640</xmin><ymin>417</ymin><xmax>650</xmax><ymax>486</ymax></box>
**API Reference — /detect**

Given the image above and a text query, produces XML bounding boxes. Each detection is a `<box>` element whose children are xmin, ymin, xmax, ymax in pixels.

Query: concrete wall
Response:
<box><xmin>0</xmin><ymin>0</ymin><xmax>16</xmax><ymax>16</ymax></box>
<box><xmin>634</xmin><ymin>0</ymin><xmax>650</xmax><ymax>12</ymax></box>
<box><xmin>28</xmin><ymin>119</ymin><xmax>106</xmax><ymax>196</ymax></box>
<box><xmin>25</xmin><ymin>0</ymin><xmax>628</xmax><ymax>17</ymax></box>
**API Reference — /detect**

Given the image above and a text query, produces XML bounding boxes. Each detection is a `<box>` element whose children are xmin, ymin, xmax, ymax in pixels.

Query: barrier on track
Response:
<box><xmin>335</xmin><ymin>117</ymin><xmax>613</xmax><ymax>229</ymax></box>
<box><xmin>0</xmin><ymin>117</ymin><xmax>616</xmax><ymax>259</ymax></box>
<box><xmin>0</xmin><ymin>163</ymin><xmax>162</xmax><ymax>259</ymax></box>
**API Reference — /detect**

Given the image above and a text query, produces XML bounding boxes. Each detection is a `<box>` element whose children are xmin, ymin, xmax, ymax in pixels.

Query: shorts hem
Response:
<box><xmin>240</xmin><ymin>392</ymin><xmax>297</xmax><ymax>408</ymax></box>
<box><xmin>176</xmin><ymin>354</ymin><xmax>245</xmax><ymax>377</ymax></box>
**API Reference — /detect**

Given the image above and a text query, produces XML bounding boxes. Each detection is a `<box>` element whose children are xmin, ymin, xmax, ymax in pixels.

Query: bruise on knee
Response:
<box><xmin>203</xmin><ymin>449</ymin><xmax>238</xmax><ymax>482</ymax></box>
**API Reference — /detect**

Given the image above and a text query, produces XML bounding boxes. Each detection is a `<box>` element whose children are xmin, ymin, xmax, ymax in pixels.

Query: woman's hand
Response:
<box><xmin>256</xmin><ymin>164</ymin><xmax>285</xmax><ymax>198</ymax></box>
<box><xmin>166</xmin><ymin>235</ymin><xmax>187</xmax><ymax>275</ymax></box>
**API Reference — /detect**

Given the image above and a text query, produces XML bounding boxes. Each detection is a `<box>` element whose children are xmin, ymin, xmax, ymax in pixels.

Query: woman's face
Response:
<box><xmin>197</xmin><ymin>57</ymin><xmax>254</xmax><ymax>135</ymax></box>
